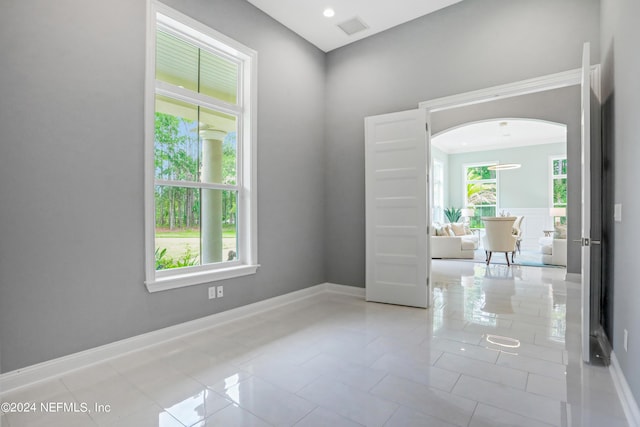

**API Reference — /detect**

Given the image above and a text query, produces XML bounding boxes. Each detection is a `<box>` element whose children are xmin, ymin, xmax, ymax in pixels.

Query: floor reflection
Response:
<box><xmin>432</xmin><ymin>260</ymin><xmax>567</xmax><ymax>346</ymax></box>
<box><xmin>1</xmin><ymin>259</ymin><xmax>627</xmax><ymax>427</ymax></box>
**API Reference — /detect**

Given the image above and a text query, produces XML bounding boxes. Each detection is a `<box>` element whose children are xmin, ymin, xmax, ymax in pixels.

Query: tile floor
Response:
<box><xmin>0</xmin><ymin>261</ymin><xmax>629</xmax><ymax>426</ymax></box>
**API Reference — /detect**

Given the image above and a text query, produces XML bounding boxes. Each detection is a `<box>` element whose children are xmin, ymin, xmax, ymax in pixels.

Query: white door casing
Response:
<box><xmin>365</xmin><ymin>109</ymin><xmax>429</xmax><ymax>308</ymax></box>
<box><xmin>580</xmin><ymin>42</ymin><xmax>592</xmax><ymax>363</ymax></box>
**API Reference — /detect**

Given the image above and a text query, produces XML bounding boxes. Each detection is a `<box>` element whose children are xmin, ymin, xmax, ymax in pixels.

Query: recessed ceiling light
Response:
<box><xmin>323</xmin><ymin>8</ymin><xmax>335</xmax><ymax>18</ymax></box>
<box><xmin>499</xmin><ymin>121</ymin><xmax>510</xmax><ymax>136</ymax></box>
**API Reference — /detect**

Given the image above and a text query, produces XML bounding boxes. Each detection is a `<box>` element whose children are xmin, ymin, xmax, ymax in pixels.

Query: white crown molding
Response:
<box><xmin>0</xmin><ymin>283</ymin><xmax>363</xmax><ymax>395</ymax></box>
<box><xmin>610</xmin><ymin>351</ymin><xmax>640</xmax><ymax>427</ymax></box>
<box><xmin>419</xmin><ymin>65</ymin><xmax>600</xmax><ymax>113</ymax></box>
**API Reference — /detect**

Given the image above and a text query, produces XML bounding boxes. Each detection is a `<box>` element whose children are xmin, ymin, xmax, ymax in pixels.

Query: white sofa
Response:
<box><xmin>539</xmin><ymin>237</ymin><xmax>567</xmax><ymax>266</ymax></box>
<box><xmin>431</xmin><ymin>223</ymin><xmax>479</xmax><ymax>259</ymax></box>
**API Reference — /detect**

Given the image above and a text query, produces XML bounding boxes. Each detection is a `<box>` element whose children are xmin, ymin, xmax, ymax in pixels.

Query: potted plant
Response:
<box><xmin>443</xmin><ymin>207</ymin><xmax>462</xmax><ymax>223</ymax></box>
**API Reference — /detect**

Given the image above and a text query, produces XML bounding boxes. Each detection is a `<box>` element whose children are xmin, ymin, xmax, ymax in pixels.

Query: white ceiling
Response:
<box><xmin>432</xmin><ymin>119</ymin><xmax>567</xmax><ymax>154</ymax></box>
<box><xmin>246</xmin><ymin>0</ymin><xmax>463</xmax><ymax>52</ymax></box>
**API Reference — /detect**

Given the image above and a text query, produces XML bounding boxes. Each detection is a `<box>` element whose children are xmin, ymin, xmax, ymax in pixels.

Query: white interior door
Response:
<box><xmin>365</xmin><ymin>109</ymin><xmax>429</xmax><ymax>308</ymax></box>
<box><xmin>580</xmin><ymin>42</ymin><xmax>592</xmax><ymax>363</ymax></box>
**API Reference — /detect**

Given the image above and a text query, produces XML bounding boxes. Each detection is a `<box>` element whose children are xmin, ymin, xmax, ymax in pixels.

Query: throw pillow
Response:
<box><xmin>554</xmin><ymin>224</ymin><xmax>567</xmax><ymax>239</ymax></box>
<box><xmin>450</xmin><ymin>222</ymin><xmax>466</xmax><ymax>236</ymax></box>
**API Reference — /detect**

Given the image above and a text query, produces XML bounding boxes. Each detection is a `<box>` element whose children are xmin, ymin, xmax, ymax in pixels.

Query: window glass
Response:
<box><xmin>154</xmin><ymin>96</ymin><xmax>237</xmax><ymax>186</ymax></box>
<box><xmin>200</xmin><ymin>49</ymin><xmax>238</xmax><ymax>104</ymax></box>
<box><xmin>466</xmin><ymin>166</ymin><xmax>496</xmax><ymax>181</ymax></box>
<box><xmin>552</xmin><ymin>157</ymin><xmax>567</xmax><ymax>208</ymax></box>
<box><xmin>156</xmin><ymin>31</ymin><xmax>199</xmax><ymax>92</ymax></box>
<box><xmin>432</xmin><ymin>160</ymin><xmax>444</xmax><ymax>223</ymax></box>
<box><xmin>156</xmin><ymin>30</ymin><xmax>238</xmax><ymax>104</ymax></box>
<box><xmin>155</xmin><ymin>185</ymin><xmax>201</xmax><ymax>270</ymax></box>
<box><xmin>553</xmin><ymin>177</ymin><xmax>567</xmax><ymax>207</ymax></box>
<box><xmin>199</xmin><ymin>108</ymin><xmax>237</xmax><ymax>185</ymax></box>
<box><xmin>465</xmin><ymin>164</ymin><xmax>497</xmax><ymax>228</ymax></box>
<box><xmin>154</xmin><ymin>96</ymin><xmax>199</xmax><ymax>182</ymax></box>
<box><xmin>154</xmin><ymin>187</ymin><xmax>238</xmax><ymax>270</ymax></box>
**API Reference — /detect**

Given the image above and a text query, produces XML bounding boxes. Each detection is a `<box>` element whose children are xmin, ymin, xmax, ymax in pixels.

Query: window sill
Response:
<box><xmin>145</xmin><ymin>264</ymin><xmax>259</xmax><ymax>293</ymax></box>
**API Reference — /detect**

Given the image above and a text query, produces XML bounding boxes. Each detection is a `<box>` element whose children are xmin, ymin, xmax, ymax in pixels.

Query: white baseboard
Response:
<box><xmin>564</xmin><ymin>272</ymin><xmax>581</xmax><ymax>283</ymax></box>
<box><xmin>610</xmin><ymin>351</ymin><xmax>640</xmax><ymax>427</ymax></box>
<box><xmin>325</xmin><ymin>282</ymin><xmax>365</xmax><ymax>297</ymax></box>
<box><xmin>0</xmin><ymin>282</ymin><xmax>362</xmax><ymax>395</ymax></box>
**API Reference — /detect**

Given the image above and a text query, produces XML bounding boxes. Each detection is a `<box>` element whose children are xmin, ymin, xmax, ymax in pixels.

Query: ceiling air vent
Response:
<box><xmin>337</xmin><ymin>17</ymin><xmax>369</xmax><ymax>36</ymax></box>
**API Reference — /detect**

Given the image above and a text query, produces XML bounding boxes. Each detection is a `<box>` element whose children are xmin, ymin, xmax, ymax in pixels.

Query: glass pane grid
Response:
<box><xmin>155</xmin><ymin>95</ymin><xmax>238</xmax><ymax>186</ymax></box>
<box><xmin>156</xmin><ymin>31</ymin><xmax>199</xmax><ymax>92</ymax></box>
<box><xmin>155</xmin><ymin>187</ymin><xmax>238</xmax><ymax>271</ymax></box>
<box><xmin>153</xmin><ymin>22</ymin><xmax>246</xmax><ymax>276</ymax></box>
<box><xmin>156</xmin><ymin>29</ymin><xmax>238</xmax><ymax>105</ymax></box>
<box><xmin>466</xmin><ymin>164</ymin><xmax>498</xmax><ymax>228</ymax></box>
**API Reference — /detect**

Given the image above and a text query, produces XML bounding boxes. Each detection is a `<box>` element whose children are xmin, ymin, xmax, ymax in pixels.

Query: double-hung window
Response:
<box><xmin>145</xmin><ymin>2</ymin><xmax>258</xmax><ymax>292</ymax></box>
<box><xmin>464</xmin><ymin>163</ymin><xmax>498</xmax><ymax>228</ymax></box>
<box><xmin>432</xmin><ymin>160</ymin><xmax>445</xmax><ymax>223</ymax></box>
<box><xmin>550</xmin><ymin>156</ymin><xmax>567</xmax><ymax>209</ymax></box>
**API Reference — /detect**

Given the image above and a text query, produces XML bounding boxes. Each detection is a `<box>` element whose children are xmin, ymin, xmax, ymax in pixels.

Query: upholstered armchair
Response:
<box><xmin>482</xmin><ymin>217</ymin><xmax>518</xmax><ymax>266</ymax></box>
<box><xmin>512</xmin><ymin>215</ymin><xmax>524</xmax><ymax>254</ymax></box>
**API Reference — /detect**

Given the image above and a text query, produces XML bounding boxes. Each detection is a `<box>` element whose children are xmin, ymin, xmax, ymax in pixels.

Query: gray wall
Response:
<box><xmin>431</xmin><ymin>86</ymin><xmax>581</xmax><ymax>272</ymax></box>
<box><xmin>601</xmin><ymin>0</ymin><xmax>640</xmax><ymax>406</ymax></box>
<box><xmin>0</xmin><ymin>0</ymin><xmax>326</xmax><ymax>373</ymax></box>
<box><xmin>445</xmin><ymin>143</ymin><xmax>566</xmax><ymax>209</ymax></box>
<box><xmin>0</xmin><ymin>0</ymin><xmax>613</xmax><ymax>379</ymax></box>
<box><xmin>325</xmin><ymin>0</ymin><xmax>600</xmax><ymax>286</ymax></box>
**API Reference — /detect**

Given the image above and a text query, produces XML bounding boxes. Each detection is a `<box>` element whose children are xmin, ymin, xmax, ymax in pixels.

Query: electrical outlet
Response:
<box><xmin>217</xmin><ymin>286</ymin><xmax>224</xmax><ymax>298</ymax></box>
<box><xmin>614</xmin><ymin>203</ymin><xmax>622</xmax><ymax>222</ymax></box>
<box><xmin>624</xmin><ymin>329</ymin><xmax>628</xmax><ymax>352</ymax></box>
<box><xmin>208</xmin><ymin>286</ymin><xmax>216</xmax><ymax>299</ymax></box>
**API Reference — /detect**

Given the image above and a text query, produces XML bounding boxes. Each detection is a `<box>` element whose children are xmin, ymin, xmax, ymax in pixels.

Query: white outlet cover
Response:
<box><xmin>208</xmin><ymin>287</ymin><xmax>216</xmax><ymax>299</ymax></box>
<box><xmin>614</xmin><ymin>203</ymin><xmax>622</xmax><ymax>222</ymax></box>
<box><xmin>217</xmin><ymin>286</ymin><xmax>224</xmax><ymax>297</ymax></box>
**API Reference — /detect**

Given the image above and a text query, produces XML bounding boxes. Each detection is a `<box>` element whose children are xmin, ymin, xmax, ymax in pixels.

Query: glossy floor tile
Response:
<box><xmin>0</xmin><ymin>261</ymin><xmax>629</xmax><ymax>426</ymax></box>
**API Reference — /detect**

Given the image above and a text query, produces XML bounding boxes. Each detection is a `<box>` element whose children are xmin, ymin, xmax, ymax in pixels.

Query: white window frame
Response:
<box><xmin>144</xmin><ymin>1</ymin><xmax>258</xmax><ymax>292</ymax></box>
<box><xmin>432</xmin><ymin>160</ymin><xmax>444</xmax><ymax>223</ymax></box>
<box><xmin>549</xmin><ymin>155</ymin><xmax>567</xmax><ymax>208</ymax></box>
<box><xmin>463</xmin><ymin>161</ymin><xmax>498</xmax><ymax>222</ymax></box>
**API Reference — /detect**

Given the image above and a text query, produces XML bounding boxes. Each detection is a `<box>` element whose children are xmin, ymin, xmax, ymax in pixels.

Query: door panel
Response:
<box><xmin>580</xmin><ymin>42</ymin><xmax>592</xmax><ymax>363</ymax></box>
<box><xmin>365</xmin><ymin>109</ymin><xmax>429</xmax><ymax>308</ymax></box>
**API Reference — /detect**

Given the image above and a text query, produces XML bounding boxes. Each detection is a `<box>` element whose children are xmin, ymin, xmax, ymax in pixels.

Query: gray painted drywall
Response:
<box><xmin>431</xmin><ymin>86</ymin><xmax>582</xmax><ymax>273</ymax></box>
<box><xmin>325</xmin><ymin>0</ymin><xmax>600</xmax><ymax>286</ymax></box>
<box><xmin>0</xmin><ymin>0</ymin><xmax>326</xmax><ymax>373</ymax></box>
<box><xmin>601</xmin><ymin>0</ymin><xmax>640</xmax><ymax>406</ymax></box>
<box><xmin>445</xmin><ymin>143</ymin><xmax>566</xmax><ymax>210</ymax></box>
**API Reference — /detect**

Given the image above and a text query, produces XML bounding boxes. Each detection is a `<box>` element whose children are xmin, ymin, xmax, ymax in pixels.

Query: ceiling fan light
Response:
<box><xmin>487</xmin><ymin>163</ymin><xmax>521</xmax><ymax>171</ymax></box>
